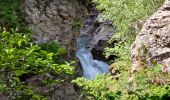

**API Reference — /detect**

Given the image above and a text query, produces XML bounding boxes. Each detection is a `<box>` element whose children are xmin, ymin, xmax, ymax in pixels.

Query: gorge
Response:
<box><xmin>0</xmin><ymin>0</ymin><xmax>169</xmax><ymax>99</ymax></box>
<box><xmin>25</xmin><ymin>0</ymin><xmax>114</xmax><ymax>79</ymax></box>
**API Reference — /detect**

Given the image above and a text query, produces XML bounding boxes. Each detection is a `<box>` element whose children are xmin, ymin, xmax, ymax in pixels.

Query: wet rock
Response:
<box><xmin>131</xmin><ymin>0</ymin><xmax>170</xmax><ymax>72</ymax></box>
<box><xmin>77</xmin><ymin>7</ymin><xmax>115</xmax><ymax>60</ymax></box>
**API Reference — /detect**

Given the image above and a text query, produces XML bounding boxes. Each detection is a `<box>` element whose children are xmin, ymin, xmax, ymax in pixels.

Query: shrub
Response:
<box><xmin>73</xmin><ymin>19</ymin><xmax>84</xmax><ymax>29</ymax></box>
<box><xmin>72</xmin><ymin>74</ymin><xmax>115</xmax><ymax>100</ymax></box>
<box><xmin>73</xmin><ymin>64</ymin><xmax>170</xmax><ymax>99</ymax></box>
<box><xmin>39</xmin><ymin>42</ymin><xmax>67</xmax><ymax>63</ymax></box>
<box><xmin>0</xmin><ymin>0</ymin><xmax>29</xmax><ymax>32</ymax></box>
<box><xmin>93</xmin><ymin>0</ymin><xmax>164</xmax><ymax>38</ymax></box>
<box><xmin>0</xmin><ymin>30</ymin><xmax>75</xmax><ymax>99</ymax></box>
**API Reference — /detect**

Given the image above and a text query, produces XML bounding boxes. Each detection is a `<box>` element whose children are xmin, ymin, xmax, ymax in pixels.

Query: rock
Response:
<box><xmin>24</xmin><ymin>0</ymin><xmax>114</xmax><ymax>60</ymax></box>
<box><xmin>131</xmin><ymin>0</ymin><xmax>170</xmax><ymax>72</ymax></box>
<box><xmin>77</xmin><ymin>6</ymin><xmax>114</xmax><ymax>60</ymax></box>
<box><xmin>0</xmin><ymin>92</ymin><xmax>8</xmax><ymax>100</ymax></box>
<box><xmin>24</xmin><ymin>0</ymin><xmax>88</xmax><ymax>52</ymax></box>
<box><xmin>26</xmin><ymin>74</ymin><xmax>78</xmax><ymax>100</ymax></box>
<box><xmin>49</xmin><ymin>83</ymin><xmax>78</xmax><ymax>100</ymax></box>
<box><xmin>161</xmin><ymin>63</ymin><xmax>170</xmax><ymax>73</ymax></box>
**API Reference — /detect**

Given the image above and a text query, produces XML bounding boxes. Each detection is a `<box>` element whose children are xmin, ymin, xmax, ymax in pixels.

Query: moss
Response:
<box><xmin>73</xmin><ymin>19</ymin><xmax>84</xmax><ymax>29</ymax></box>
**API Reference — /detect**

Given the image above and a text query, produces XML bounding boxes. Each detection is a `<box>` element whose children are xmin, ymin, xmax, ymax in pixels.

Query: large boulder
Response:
<box><xmin>131</xmin><ymin>0</ymin><xmax>170</xmax><ymax>72</ymax></box>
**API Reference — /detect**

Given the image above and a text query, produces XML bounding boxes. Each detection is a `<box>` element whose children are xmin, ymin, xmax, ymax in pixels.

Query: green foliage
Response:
<box><xmin>73</xmin><ymin>63</ymin><xmax>170</xmax><ymax>99</ymax></box>
<box><xmin>72</xmin><ymin>74</ymin><xmax>114</xmax><ymax>100</ymax></box>
<box><xmin>73</xmin><ymin>19</ymin><xmax>84</xmax><ymax>29</ymax></box>
<box><xmin>93</xmin><ymin>0</ymin><xmax>164</xmax><ymax>61</ymax></box>
<box><xmin>104</xmin><ymin>36</ymin><xmax>135</xmax><ymax>61</ymax></box>
<box><xmin>39</xmin><ymin>42</ymin><xmax>67</xmax><ymax>63</ymax></box>
<box><xmin>0</xmin><ymin>0</ymin><xmax>29</xmax><ymax>32</ymax></box>
<box><xmin>39</xmin><ymin>42</ymin><xmax>66</xmax><ymax>54</ymax></box>
<box><xmin>93</xmin><ymin>0</ymin><xmax>164</xmax><ymax>38</ymax></box>
<box><xmin>125</xmin><ymin>64</ymin><xmax>170</xmax><ymax>100</ymax></box>
<box><xmin>0</xmin><ymin>30</ymin><xmax>75</xmax><ymax>99</ymax></box>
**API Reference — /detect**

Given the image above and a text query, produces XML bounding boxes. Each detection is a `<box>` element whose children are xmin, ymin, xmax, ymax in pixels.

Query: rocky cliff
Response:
<box><xmin>24</xmin><ymin>0</ymin><xmax>90</xmax><ymax>99</ymax></box>
<box><xmin>23</xmin><ymin>0</ymin><xmax>114</xmax><ymax>99</ymax></box>
<box><xmin>24</xmin><ymin>0</ymin><xmax>89</xmax><ymax>58</ymax></box>
<box><xmin>131</xmin><ymin>0</ymin><xmax>170</xmax><ymax>72</ymax></box>
<box><xmin>24</xmin><ymin>0</ymin><xmax>114</xmax><ymax>60</ymax></box>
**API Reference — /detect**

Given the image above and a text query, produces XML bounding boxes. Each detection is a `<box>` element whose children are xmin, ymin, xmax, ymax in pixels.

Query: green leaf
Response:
<box><xmin>47</xmin><ymin>53</ymin><xmax>53</xmax><ymax>60</ymax></box>
<box><xmin>13</xmin><ymin>77</ymin><xmax>20</xmax><ymax>83</ymax></box>
<box><xmin>14</xmin><ymin>70</ymin><xmax>26</xmax><ymax>76</ymax></box>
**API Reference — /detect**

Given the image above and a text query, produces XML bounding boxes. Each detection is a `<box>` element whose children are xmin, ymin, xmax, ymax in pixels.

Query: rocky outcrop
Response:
<box><xmin>24</xmin><ymin>0</ymin><xmax>114</xmax><ymax>60</ymax></box>
<box><xmin>24</xmin><ymin>0</ymin><xmax>88</xmax><ymax>57</ymax></box>
<box><xmin>131</xmin><ymin>0</ymin><xmax>170</xmax><ymax>72</ymax></box>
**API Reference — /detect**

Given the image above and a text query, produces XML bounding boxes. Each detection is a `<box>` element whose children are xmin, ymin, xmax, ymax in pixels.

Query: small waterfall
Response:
<box><xmin>76</xmin><ymin>6</ymin><xmax>114</xmax><ymax>80</ymax></box>
<box><xmin>76</xmin><ymin>48</ymin><xmax>109</xmax><ymax>80</ymax></box>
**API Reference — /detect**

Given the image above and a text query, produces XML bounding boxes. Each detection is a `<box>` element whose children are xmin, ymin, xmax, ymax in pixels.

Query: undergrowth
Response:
<box><xmin>0</xmin><ymin>0</ymin><xmax>29</xmax><ymax>32</ymax></box>
<box><xmin>0</xmin><ymin>30</ymin><xmax>75</xmax><ymax>99</ymax></box>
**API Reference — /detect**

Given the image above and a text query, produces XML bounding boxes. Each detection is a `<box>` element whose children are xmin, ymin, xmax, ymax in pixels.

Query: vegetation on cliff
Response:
<box><xmin>0</xmin><ymin>29</ymin><xmax>74</xmax><ymax>99</ymax></box>
<box><xmin>0</xmin><ymin>1</ymin><xmax>75</xmax><ymax>99</ymax></box>
<box><xmin>0</xmin><ymin>0</ymin><xmax>170</xmax><ymax>99</ymax></box>
<box><xmin>73</xmin><ymin>0</ymin><xmax>170</xmax><ymax>99</ymax></box>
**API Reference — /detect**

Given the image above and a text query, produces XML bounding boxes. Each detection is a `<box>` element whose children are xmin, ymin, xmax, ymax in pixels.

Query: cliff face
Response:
<box><xmin>24</xmin><ymin>0</ymin><xmax>115</xmax><ymax>60</ymax></box>
<box><xmin>25</xmin><ymin>0</ymin><xmax>113</xmax><ymax>55</ymax></box>
<box><xmin>24</xmin><ymin>0</ymin><xmax>89</xmax><ymax>57</ymax></box>
<box><xmin>131</xmin><ymin>0</ymin><xmax>170</xmax><ymax>72</ymax></box>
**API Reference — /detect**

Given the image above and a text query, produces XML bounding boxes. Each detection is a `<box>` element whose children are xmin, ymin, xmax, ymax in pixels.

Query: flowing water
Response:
<box><xmin>76</xmin><ymin>6</ymin><xmax>114</xmax><ymax>80</ymax></box>
<box><xmin>76</xmin><ymin>48</ymin><xmax>109</xmax><ymax>80</ymax></box>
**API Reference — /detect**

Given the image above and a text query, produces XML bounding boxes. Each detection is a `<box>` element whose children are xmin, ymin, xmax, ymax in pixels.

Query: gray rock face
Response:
<box><xmin>131</xmin><ymin>0</ymin><xmax>170</xmax><ymax>72</ymax></box>
<box><xmin>24</xmin><ymin>0</ymin><xmax>88</xmax><ymax>46</ymax></box>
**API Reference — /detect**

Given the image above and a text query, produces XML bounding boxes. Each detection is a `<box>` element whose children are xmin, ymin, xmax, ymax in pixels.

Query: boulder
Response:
<box><xmin>131</xmin><ymin>0</ymin><xmax>170</xmax><ymax>72</ymax></box>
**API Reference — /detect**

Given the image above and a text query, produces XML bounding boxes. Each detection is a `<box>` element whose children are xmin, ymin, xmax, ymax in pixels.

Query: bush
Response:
<box><xmin>93</xmin><ymin>0</ymin><xmax>164</xmax><ymax>38</ymax></box>
<box><xmin>39</xmin><ymin>42</ymin><xmax>67</xmax><ymax>63</ymax></box>
<box><xmin>0</xmin><ymin>30</ymin><xmax>75</xmax><ymax>99</ymax></box>
<box><xmin>72</xmin><ymin>74</ymin><xmax>114</xmax><ymax>100</ymax></box>
<box><xmin>0</xmin><ymin>0</ymin><xmax>29</xmax><ymax>32</ymax></box>
<box><xmin>73</xmin><ymin>64</ymin><xmax>170</xmax><ymax>100</ymax></box>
